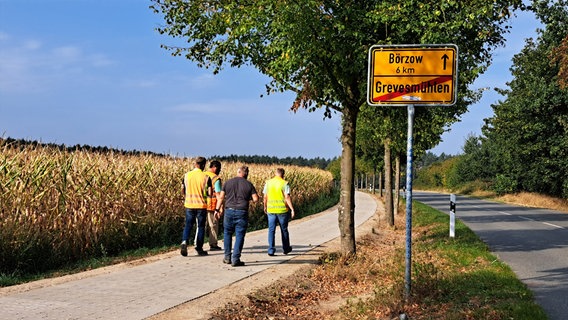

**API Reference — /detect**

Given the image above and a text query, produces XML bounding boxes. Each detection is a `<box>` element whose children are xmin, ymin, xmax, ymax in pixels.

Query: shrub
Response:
<box><xmin>492</xmin><ymin>174</ymin><xmax>518</xmax><ymax>195</ymax></box>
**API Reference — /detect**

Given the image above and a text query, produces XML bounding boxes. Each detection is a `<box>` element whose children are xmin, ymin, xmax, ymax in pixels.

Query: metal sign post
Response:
<box><xmin>404</xmin><ymin>104</ymin><xmax>415</xmax><ymax>300</ymax></box>
<box><xmin>367</xmin><ymin>44</ymin><xmax>458</xmax><ymax>301</ymax></box>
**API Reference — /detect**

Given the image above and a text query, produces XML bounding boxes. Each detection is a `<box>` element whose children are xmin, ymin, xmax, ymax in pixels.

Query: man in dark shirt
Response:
<box><xmin>214</xmin><ymin>166</ymin><xmax>259</xmax><ymax>267</ymax></box>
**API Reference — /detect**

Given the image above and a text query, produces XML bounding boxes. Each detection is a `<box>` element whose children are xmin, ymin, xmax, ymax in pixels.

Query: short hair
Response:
<box><xmin>276</xmin><ymin>168</ymin><xmax>285</xmax><ymax>177</ymax></box>
<box><xmin>237</xmin><ymin>166</ymin><xmax>249</xmax><ymax>175</ymax></box>
<box><xmin>195</xmin><ymin>156</ymin><xmax>206</xmax><ymax>166</ymax></box>
<box><xmin>210</xmin><ymin>160</ymin><xmax>221</xmax><ymax>170</ymax></box>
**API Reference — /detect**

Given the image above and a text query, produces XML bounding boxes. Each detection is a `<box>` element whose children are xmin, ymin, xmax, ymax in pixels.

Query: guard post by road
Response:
<box><xmin>450</xmin><ymin>194</ymin><xmax>456</xmax><ymax>238</ymax></box>
<box><xmin>367</xmin><ymin>44</ymin><xmax>458</xmax><ymax>301</ymax></box>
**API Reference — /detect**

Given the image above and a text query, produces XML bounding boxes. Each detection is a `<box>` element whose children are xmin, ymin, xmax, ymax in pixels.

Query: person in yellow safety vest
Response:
<box><xmin>263</xmin><ymin>168</ymin><xmax>295</xmax><ymax>256</ymax></box>
<box><xmin>181</xmin><ymin>156</ymin><xmax>212</xmax><ymax>257</ymax></box>
<box><xmin>205</xmin><ymin>160</ymin><xmax>223</xmax><ymax>251</ymax></box>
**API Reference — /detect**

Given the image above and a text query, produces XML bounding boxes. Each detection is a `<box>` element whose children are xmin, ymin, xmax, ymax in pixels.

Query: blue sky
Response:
<box><xmin>0</xmin><ymin>1</ymin><xmax>540</xmax><ymax>159</ymax></box>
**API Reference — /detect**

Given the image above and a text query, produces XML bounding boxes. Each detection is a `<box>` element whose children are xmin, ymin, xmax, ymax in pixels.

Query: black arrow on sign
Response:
<box><xmin>441</xmin><ymin>54</ymin><xmax>449</xmax><ymax>70</ymax></box>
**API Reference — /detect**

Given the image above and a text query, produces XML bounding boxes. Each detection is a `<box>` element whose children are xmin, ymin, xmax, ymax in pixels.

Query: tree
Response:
<box><xmin>354</xmin><ymin>0</ymin><xmax>523</xmax><ymax>224</ymax></box>
<box><xmin>152</xmin><ymin>0</ymin><xmax>523</xmax><ymax>255</ymax></box>
<box><xmin>454</xmin><ymin>133</ymin><xmax>494</xmax><ymax>183</ymax></box>
<box><xmin>551</xmin><ymin>35</ymin><xmax>568</xmax><ymax>90</ymax></box>
<box><xmin>483</xmin><ymin>0</ymin><xmax>568</xmax><ymax>197</ymax></box>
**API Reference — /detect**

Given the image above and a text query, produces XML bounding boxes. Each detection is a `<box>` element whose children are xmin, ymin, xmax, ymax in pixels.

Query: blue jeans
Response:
<box><xmin>223</xmin><ymin>208</ymin><xmax>249</xmax><ymax>262</ymax></box>
<box><xmin>182</xmin><ymin>208</ymin><xmax>207</xmax><ymax>251</ymax></box>
<box><xmin>267</xmin><ymin>212</ymin><xmax>291</xmax><ymax>255</ymax></box>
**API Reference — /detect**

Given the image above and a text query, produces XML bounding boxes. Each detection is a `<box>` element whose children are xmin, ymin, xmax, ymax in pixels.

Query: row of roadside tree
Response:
<box><xmin>151</xmin><ymin>0</ymin><xmax>566</xmax><ymax>256</ymax></box>
<box><xmin>413</xmin><ymin>2</ymin><xmax>567</xmax><ymax>199</ymax></box>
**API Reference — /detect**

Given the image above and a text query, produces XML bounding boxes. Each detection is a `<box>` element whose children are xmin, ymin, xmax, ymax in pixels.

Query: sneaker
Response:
<box><xmin>209</xmin><ymin>245</ymin><xmax>222</xmax><ymax>251</ymax></box>
<box><xmin>267</xmin><ymin>252</ymin><xmax>275</xmax><ymax>256</ymax></box>
<box><xmin>180</xmin><ymin>243</ymin><xmax>188</xmax><ymax>257</ymax></box>
<box><xmin>283</xmin><ymin>247</ymin><xmax>293</xmax><ymax>255</ymax></box>
<box><xmin>231</xmin><ymin>260</ymin><xmax>245</xmax><ymax>267</ymax></box>
<box><xmin>196</xmin><ymin>249</ymin><xmax>208</xmax><ymax>256</ymax></box>
<box><xmin>222</xmin><ymin>257</ymin><xmax>231</xmax><ymax>264</ymax></box>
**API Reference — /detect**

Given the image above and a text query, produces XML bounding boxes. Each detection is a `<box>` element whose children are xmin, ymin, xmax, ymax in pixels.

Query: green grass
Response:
<box><xmin>0</xmin><ymin>245</ymin><xmax>176</xmax><ymax>287</ymax></box>
<box><xmin>340</xmin><ymin>199</ymin><xmax>547</xmax><ymax>318</ymax></box>
<box><xmin>408</xmin><ymin>201</ymin><xmax>548</xmax><ymax>319</ymax></box>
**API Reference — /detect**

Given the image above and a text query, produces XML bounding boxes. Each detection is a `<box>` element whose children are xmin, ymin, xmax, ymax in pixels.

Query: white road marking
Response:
<box><xmin>543</xmin><ymin>222</ymin><xmax>565</xmax><ymax>229</ymax></box>
<box><xmin>468</xmin><ymin>204</ymin><xmax>565</xmax><ymax>230</ymax></box>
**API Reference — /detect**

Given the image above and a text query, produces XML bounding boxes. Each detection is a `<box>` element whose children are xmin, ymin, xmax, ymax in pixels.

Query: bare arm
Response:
<box><xmin>285</xmin><ymin>194</ymin><xmax>295</xmax><ymax>219</ymax></box>
<box><xmin>214</xmin><ymin>191</ymin><xmax>225</xmax><ymax>220</ymax></box>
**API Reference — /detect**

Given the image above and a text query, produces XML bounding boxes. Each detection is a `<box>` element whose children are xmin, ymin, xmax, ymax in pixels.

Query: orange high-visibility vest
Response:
<box><xmin>184</xmin><ymin>169</ymin><xmax>209</xmax><ymax>209</ymax></box>
<box><xmin>205</xmin><ymin>171</ymin><xmax>221</xmax><ymax>211</ymax></box>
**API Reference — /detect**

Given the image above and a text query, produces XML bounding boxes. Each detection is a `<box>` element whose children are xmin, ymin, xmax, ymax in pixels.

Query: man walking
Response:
<box><xmin>263</xmin><ymin>168</ymin><xmax>295</xmax><ymax>256</ymax></box>
<box><xmin>181</xmin><ymin>156</ymin><xmax>211</xmax><ymax>257</ymax></box>
<box><xmin>205</xmin><ymin>160</ymin><xmax>223</xmax><ymax>251</ymax></box>
<box><xmin>215</xmin><ymin>166</ymin><xmax>258</xmax><ymax>267</ymax></box>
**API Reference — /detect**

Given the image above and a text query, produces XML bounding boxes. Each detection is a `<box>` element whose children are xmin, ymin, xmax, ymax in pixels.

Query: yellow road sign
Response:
<box><xmin>367</xmin><ymin>45</ymin><xmax>458</xmax><ymax>106</ymax></box>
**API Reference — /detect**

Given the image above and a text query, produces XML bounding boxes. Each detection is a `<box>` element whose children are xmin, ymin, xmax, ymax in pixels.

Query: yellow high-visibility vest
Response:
<box><xmin>265</xmin><ymin>176</ymin><xmax>288</xmax><ymax>214</ymax></box>
<box><xmin>205</xmin><ymin>171</ymin><xmax>220</xmax><ymax>211</ymax></box>
<box><xmin>184</xmin><ymin>169</ymin><xmax>209</xmax><ymax>209</ymax></box>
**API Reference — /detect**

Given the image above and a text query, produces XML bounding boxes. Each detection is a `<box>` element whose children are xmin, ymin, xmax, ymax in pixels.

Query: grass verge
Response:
<box><xmin>0</xmin><ymin>245</ymin><xmax>176</xmax><ymax>287</ymax></box>
<box><xmin>211</xmin><ymin>195</ymin><xmax>547</xmax><ymax>319</ymax></box>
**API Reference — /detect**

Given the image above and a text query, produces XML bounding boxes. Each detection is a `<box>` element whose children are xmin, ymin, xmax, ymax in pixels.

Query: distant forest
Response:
<box><xmin>0</xmin><ymin>137</ymin><xmax>170</xmax><ymax>158</ymax></box>
<box><xmin>210</xmin><ymin>154</ymin><xmax>334</xmax><ymax>169</ymax></box>
<box><xmin>0</xmin><ymin>137</ymin><xmax>334</xmax><ymax>169</ymax></box>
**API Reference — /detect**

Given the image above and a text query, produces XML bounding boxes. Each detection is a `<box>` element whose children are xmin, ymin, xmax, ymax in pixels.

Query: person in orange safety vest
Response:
<box><xmin>205</xmin><ymin>160</ymin><xmax>223</xmax><ymax>251</ymax></box>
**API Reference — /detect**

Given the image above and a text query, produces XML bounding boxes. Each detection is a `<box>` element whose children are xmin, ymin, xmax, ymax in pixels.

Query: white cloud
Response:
<box><xmin>188</xmin><ymin>73</ymin><xmax>216</xmax><ymax>88</ymax></box>
<box><xmin>52</xmin><ymin>45</ymin><xmax>82</xmax><ymax>60</ymax></box>
<box><xmin>168</xmin><ymin>99</ymin><xmax>258</xmax><ymax>115</ymax></box>
<box><xmin>0</xmin><ymin>33</ymin><xmax>114</xmax><ymax>93</ymax></box>
<box><xmin>23</xmin><ymin>39</ymin><xmax>42</xmax><ymax>50</ymax></box>
<box><xmin>90</xmin><ymin>53</ymin><xmax>114</xmax><ymax>67</ymax></box>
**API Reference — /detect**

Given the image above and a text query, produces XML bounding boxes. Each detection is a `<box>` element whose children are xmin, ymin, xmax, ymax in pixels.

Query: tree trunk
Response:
<box><xmin>384</xmin><ymin>138</ymin><xmax>394</xmax><ymax>226</ymax></box>
<box><xmin>379</xmin><ymin>170</ymin><xmax>383</xmax><ymax>197</ymax></box>
<box><xmin>338</xmin><ymin>106</ymin><xmax>358</xmax><ymax>255</ymax></box>
<box><xmin>394</xmin><ymin>154</ymin><xmax>401</xmax><ymax>216</ymax></box>
<box><xmin>372</xmin><ymin>166</ymin><xmax>376</xmax><ymax>194</ymax></box>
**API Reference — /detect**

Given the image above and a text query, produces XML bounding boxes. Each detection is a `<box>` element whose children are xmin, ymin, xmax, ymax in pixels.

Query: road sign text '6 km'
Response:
<box><xmin>367</xmin><ymin>45</ymin><xmax>458</xmax><ymax>106</ymax></box>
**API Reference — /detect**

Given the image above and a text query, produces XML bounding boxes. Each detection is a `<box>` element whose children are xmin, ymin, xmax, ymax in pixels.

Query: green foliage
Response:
<box><xmin>492</xmin><ymin>174</ymin><xmax>519</xmax><ymax>195</ymax></box>
<box><xmin>152</xmin><ymin>0</ymin><xmax>527</xmax><ymax>253</ymax></box>
<box><xmin>326</xmin><ymin>157</ymin><xmax>341</xmax><ymax>182</ymax></box>
<box><xmin>480</xmin><ymin>0</ymin><xmax>568</xmax><ymax>198</ymax></box>
<box><xmin>415</xmin><ymin>162</ymin><xmax>444</xmax><ymax>188</ymax></box>
<box><xmin>415</xmin><ymin>156</ymin><xmax>462</xmax><ymax>190</ymax></box>
<box><xmin>444</xmin><ymin>157</ymin><xmax>465</xmax><ymax>190</ymax></box>
<box><xmin>211</xmin><ymin>154</ymin><xmax>334</xmax><ymax>169</ymax></box>
<box><xmin>354</xmin><ymin>0</ymin><xmax>526</xmax><ymax>167</ymax></box>
<box><xmin>416</xmin><ymin>151</ymin><xmax>455</xmax><ymax>170</ymax></box>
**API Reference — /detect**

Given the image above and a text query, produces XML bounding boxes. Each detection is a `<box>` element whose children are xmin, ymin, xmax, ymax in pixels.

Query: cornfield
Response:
<box><xmin>0</xmin><ymin>141</ymin><xmax>335</xmax><ymax>274</ymax></box>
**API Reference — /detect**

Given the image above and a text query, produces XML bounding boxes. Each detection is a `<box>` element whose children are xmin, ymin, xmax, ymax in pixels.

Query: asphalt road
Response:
<box><xmin>413</xmin><ymin>191</ymin><xmax>568</xmax><ymax>320</ymax></box>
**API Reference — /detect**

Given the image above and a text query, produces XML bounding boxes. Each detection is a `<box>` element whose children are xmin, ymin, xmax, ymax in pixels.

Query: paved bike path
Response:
<box><xmin>0</xmin><ymin>191</ymin><xmax>377</xmax><ymax>320</ymax></box>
